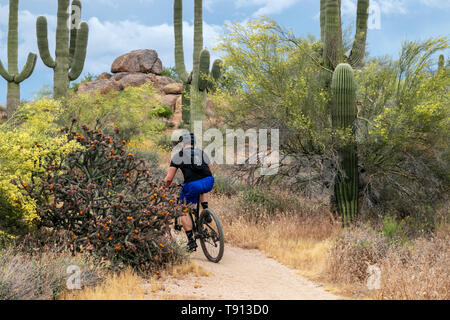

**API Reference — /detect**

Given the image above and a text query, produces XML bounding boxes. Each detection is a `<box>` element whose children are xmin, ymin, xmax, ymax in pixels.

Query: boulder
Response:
<box><xmin>97</xmin><ymin>72</ymin><xmax>112</xmax><ymax>80</ymax></box>
<box><xmin>111</xmin><ymin>49</ymin><xmax>163</xmax><ymax>75</ymax></box>
<box><xmin>162</xmin><ymin>94</ymin><xmax>181</xmax><ymax>111</ymax></box>
<box><xmin>162</xmin><ymin>82</ymin><xmax>183</xmax><ymax>95</ymax></box>
<box><xmin>152</xmin><ymin>75</ymin><xmax>175</xmax><ymax>91</ymax></box>
<box><xmin>115</xmin><ymin>73</ymin><xmax>154</xmax><ymax>88</ymax></box>
<box><xmin>78</xmin><ymin>79</ymin><xmax>122</xmax><ymax>94</ymax></box>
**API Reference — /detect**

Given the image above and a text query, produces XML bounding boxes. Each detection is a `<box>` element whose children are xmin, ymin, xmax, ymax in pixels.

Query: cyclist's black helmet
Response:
<box><xmin>178</xmin><ymin>132</ymin><xmax>195</xmax><ymax>146</ymax></box>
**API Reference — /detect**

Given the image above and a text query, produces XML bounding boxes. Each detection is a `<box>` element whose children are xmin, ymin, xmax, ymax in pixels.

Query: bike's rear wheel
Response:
<box><xmin>199</xmin><ymin>209</ymin><xmax>224</xmax><ymax>263</ymax></box>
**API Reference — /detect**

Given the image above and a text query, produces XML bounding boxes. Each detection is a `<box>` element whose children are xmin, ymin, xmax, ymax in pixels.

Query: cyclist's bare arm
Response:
<box><xmin>164</xmin><ymin>167</ymin><xmax>177</xmax><ymax>188</ymax></box>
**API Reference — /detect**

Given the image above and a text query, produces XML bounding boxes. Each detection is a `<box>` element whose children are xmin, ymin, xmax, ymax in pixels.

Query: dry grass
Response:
<box><xmin>0</xmin><ymin>248</ymin><xmax>101</xmax><ymax>300</ymax></box>
<box><xmin>62</xmin><ymin>260</ymin><xmax>210</xmax><ymax>300</ymax></box>
<box><xmin>62</xmin><ymin>268</ymin><xmax>146</xmax><ymax>300</ymax></box>
<box><xmin>210</xmin><ymin>191</ymin><xmax>450</xmax><ymax>300</ymax></box>
<box><xmin>210</xmin><ymin>193</ymin><xmax>341</xmax><ymax>281</ymax></box>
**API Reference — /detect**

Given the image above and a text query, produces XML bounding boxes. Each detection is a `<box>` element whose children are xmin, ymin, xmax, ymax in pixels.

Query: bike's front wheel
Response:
<box><xmin>198</xmin><ymin>208</ymin><xmax>224</xmax><ymax>263</ymax></box>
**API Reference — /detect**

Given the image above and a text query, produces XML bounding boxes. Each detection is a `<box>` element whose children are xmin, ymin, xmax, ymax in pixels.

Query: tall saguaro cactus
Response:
<box><xmin>0</xmin><ymin>0</ymin><xmax>37</xmax><ymax>118</ymax></box>
<box><xmin>318</xmin><ymin>0</ymin><xmax>369</xmax><ymax>223</ymax></box>
<box><xmin>331</xmin><ymin>63</ymin><xmax>358</xmax><ymax>225</ymax></box>
<box><xmin>173</xmin><ymin>0</ymin><xmax>222</xmax><ymax>128</ymax></box>
<box><xmin>36</xmin><ymin>0</ymin><xmax>89</xmax><ymax>98</ymax></box>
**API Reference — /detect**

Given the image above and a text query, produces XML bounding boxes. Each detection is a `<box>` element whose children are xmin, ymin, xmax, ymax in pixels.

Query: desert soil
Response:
<box><xmin>144</xmin><ymin>244</ymin><xmax>341</xmax><ymax>300</ymax></box>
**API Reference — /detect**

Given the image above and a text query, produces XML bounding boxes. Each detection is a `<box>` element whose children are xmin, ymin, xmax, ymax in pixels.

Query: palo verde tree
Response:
<box><xmin>36</xmin><ymin>0</ymin><xmax>89</xmax><ymax>99</ymax></box>
<box><xmin>0</xmin><ymin>0</ymin><xmax>37</xmax><ymax>118</ymax></box>
<box><xmin>173</xmin><ymin>0</ymin><xmax>222</xmax><ymax>129</ymax></box>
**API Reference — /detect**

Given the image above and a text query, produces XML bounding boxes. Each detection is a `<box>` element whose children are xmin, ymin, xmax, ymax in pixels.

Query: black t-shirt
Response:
<box><xmin>170</xmin><ymin>148</ymin><xmax>212</xmax><ymax>183</ymax></box>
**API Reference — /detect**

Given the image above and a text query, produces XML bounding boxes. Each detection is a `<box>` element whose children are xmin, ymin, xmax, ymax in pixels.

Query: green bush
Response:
<box><xmin>58</xmin><ymin>83</ymin><xmax>168</xmax><ymax>141</ymax></box>
<box><xmin>382</xmin><ymin>216</ymin><xmax>408</xmax><ymax>244</ymax></box>
<box><xmin>212</xmin><ymin>175</ymin><xmax>243</xmax><ymax>197</ymax></box>
<box><xmin>21</xmin><ymin>123</ymin><xmax>188</xmax><ymax>271</ymax></box>
<box><xmin>238</xmin><ymin>187</ymin><xmax>288</xmax><ymax>221</ymax></box>
<box><xmin>150</xmin><ymin>105</ymin><xmax>173</xmax><ymax>118</ymax></box>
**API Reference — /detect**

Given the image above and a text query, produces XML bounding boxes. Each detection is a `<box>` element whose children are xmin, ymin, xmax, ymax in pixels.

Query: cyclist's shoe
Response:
<box><xmin>187</xmin><ymin>238</ymin><xmax>198</xmax><ymax>252</ymax></box>
<box><xmin>174</xmin><ymin>222</ymin><xmax>182</xmax><ymax>231</ymax></box>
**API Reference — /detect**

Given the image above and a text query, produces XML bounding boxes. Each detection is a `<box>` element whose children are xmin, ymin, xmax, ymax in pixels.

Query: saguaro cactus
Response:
<box><xmin>331</xmin><ymin>63</ymin><xmax>358</xmax><ymax>225</ymax></box>
<box><xmin>173</xmin><ymin>0</ymin><xmax>222</xmax><ymax>128</ymax></box>
<box><xmin>36</xmin><ymin>0</ymin><xmax>89</xmax><ymax>98</ymax></box>
<box><xmin>0</xmin><ymin>0</ymin><xmax>37</xmax><ymax>118</ymax></box>
<box><xmin>321</xmin><ymin>0</ymin><xmax>369</xmax><ymax>71</ymax></box>
<box><xmin>318</xmin><ymin>0</ymin><xmax>369</xmax><ymax>223</ymax></box>
<box><xmin>438</xmin><ymin>54</ymin><xmax>445</xmax><ymax>73</ymax></box>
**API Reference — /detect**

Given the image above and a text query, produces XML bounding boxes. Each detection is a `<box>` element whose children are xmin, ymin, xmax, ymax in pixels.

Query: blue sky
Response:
<box><xmin>0</xmin><ymin>0</ymin><xmax>449</xmax><ymax>103</ymax></box>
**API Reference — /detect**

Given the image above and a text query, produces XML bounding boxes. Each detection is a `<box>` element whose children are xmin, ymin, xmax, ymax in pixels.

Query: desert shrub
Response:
<box><xmin>161</xmin><ymin>67</ymin><xmax>181</xmax><ymax>82</ymax></box>
<box><xmin>381</xmin><ymin>216</ymin><xmax>408</xmax><ymax>244</ymax></box>
<box><xmin>327</xmin><ymin>227</ymin><xmax>389</xmax><ymax>286</ymax></box>
<box><xmin>21</xmin><ymin>123</ymin><xmax>188</xmax><ymax>272</ymax></box>
<box><xmin>212</xmin><ymin>175</ymin><xmax>243</xmax><ymax>197</ymax></box>
<box><xmin>0</xmin><ymin>246</ymin><xmax>101</xmax><ymax>300</ymax></box>
<box><xmin>58</xmin><ymin>83</ymin><xmax>168</xmax><ymax>141</ymax></box>
<box><xmin>150</xmin><ymin>105</ymin><xmax>173</xmax><ymax>118</ymax></box>
<box><xmin>0</xmin><ymin>99</ymin><xmax>81</xmax><ymax>241</ymax></box>
<box><xmin>375</xmin><ymin>237</ymin><xmax>449</xmax><ymax>300</ymax></box>
<box><xmin>237</xmin><ymin>187</ymin><xmax>299</xmax><ymax>221</ymax></box>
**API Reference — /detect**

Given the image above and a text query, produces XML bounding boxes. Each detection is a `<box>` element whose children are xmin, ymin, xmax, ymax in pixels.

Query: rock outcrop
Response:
<box><xmin>77</xmin><ymin>49</ymin><xmax>183</xmax><ymax>115</ymax></box>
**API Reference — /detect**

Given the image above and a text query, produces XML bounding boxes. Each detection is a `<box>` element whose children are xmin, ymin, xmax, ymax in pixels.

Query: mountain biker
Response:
<box><xmin>164</xmin><ymin>132</ymin><xmax>215</xmax><ymax>251</ymax></box>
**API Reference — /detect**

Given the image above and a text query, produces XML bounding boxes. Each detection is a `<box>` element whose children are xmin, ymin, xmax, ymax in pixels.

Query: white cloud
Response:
<box><xmin>86</xmin><ymin>17</ymin><xmax>224</xmax><ymax>74</ymax></box>
<box><xmin>0</xmin><ymin>4</ymin><xmax>224</xmax><ymax>79</ymax></box>
<box><xmin>342</xmin><ymin>0</ymin><xmax>407</xmax><ymax>15</ymax></box>
<box><xmin>234</xmin><ymin>0</ymin><xmax>300</xmax><ymax>17</ymax></box>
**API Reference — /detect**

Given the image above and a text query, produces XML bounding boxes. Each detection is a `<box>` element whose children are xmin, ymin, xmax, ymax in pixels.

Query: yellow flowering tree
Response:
<box><xmin>0</xmin><ymin>98</ymin><xmax>81</xmax><ymax>240</ymax></box>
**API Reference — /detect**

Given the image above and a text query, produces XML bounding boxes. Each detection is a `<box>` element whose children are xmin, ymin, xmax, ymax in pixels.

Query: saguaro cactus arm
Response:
<box><xmin>173</xmin><ymin>0</ymin><xmax>189</xmax><ymax>83</ymax></box>
<box><xmin>198</xmin><ymin>49</ymin><xmax>210</xmax><ymax>91</ymax></box>
<box><xmin>193</xmin><ymin>0</ymin><xmax>204</xmax><ymax>80</ymax></box>
<box><xmin>14</xmin><ymin>53</ymin><xmax>37</xmax><ymax>83</ymax></box>
<box><xmin>36</xmin><ymin>16</ymin><xmax>57</xmax><ymax>68</ymax></box>
<box><xmin>69</xmin><ymin>0</ymin><xmax>82</xmax><ymax>61</ymax></box>
<box><xmin>69</xmin><ymin>21</ymin><xmax>89</xmax><ymax>81</ymax></box>
<box><xmin>0</xmin><ymin>60</ymin><xmax>14</xmax><ymax>82</ymax></box>
<box><xmin>348</xmin><ymin>0</ymin><xmax>370</xmax><ymax>68</ymax></box>
<box><xmin>323</xmin><ymin>0</ymin><xmax>344</xmax><ymax>69</ymax></box>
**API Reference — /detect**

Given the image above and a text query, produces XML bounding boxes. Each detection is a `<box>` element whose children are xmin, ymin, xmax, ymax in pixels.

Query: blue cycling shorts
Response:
<box><xmin>180</xmin><ymin>176</ymin><xmax>215</xmax><ymax>205</ymax></box>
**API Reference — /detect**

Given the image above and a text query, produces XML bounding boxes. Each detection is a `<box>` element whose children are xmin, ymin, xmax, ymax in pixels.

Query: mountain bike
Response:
<box><xmin>174</xmin><ymin>186</ymin><xmax>224</xmax><ymax>263</ymax></box>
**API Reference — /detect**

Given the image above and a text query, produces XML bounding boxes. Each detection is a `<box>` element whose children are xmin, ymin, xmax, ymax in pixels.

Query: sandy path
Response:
<box><xmin>146</xmin><ymin>244</ymin><xmax>341</xmax><ymax>300</ymax></box>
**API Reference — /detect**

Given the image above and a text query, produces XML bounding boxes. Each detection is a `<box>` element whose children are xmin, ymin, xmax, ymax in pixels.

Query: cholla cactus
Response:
<box><xmin>331</xmin><ymin>63</ymin><xmax>358</xmax><ymax>225</ymax></box>
<box><xmin>36</xmin><ymin>0</ymin><xmax>89</xmax><ymax>98</ymax></box>
<box><xmin>173</xmin><ymin>0</ymin><xmax>222</xmax><ymax>127</ymax></box>
<box><xmin>0</xmin><ymin>0</ymin><xmax>37</xmax><ymax>118</ymax></box>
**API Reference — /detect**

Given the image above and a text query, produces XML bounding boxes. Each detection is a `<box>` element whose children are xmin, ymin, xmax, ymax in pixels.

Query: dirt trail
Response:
<box><xmin>145</xmin><ymin>244</ymin><xmax>341</xmax><ymax>300</ymax></box>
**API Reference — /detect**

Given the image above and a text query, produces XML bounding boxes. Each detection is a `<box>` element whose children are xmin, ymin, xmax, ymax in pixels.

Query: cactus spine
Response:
<box><xmin>36</xmin><ymin>0</ymin><xmax>89</xmax><ymax>98</ymax></box>
<box><xmin>331</xmin><ymin>64</ymin><xmax>358</xmax><ymax>225</ymax></box>
<box><xmin>173</xmin><ymin>0</ymin><xmax>222</xmax><ymax>128</ymax></box>
<box><xmin>0</xmin><ymin>0</ymin><xmax>37</xmax><ymax>118</ymax></box>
